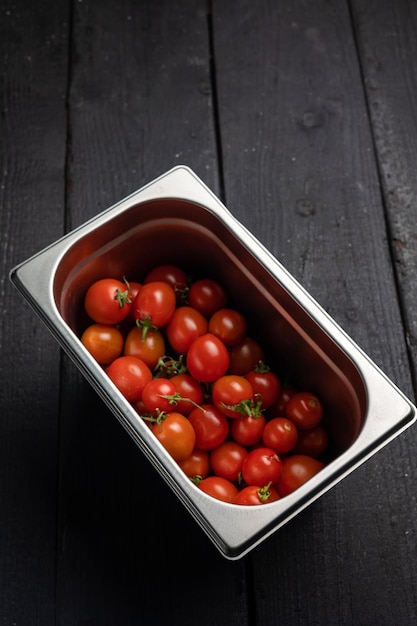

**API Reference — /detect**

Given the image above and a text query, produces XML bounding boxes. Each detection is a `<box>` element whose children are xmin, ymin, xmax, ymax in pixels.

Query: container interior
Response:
<box><xmin>54</xmin><ymin>199</ymin><xmax>368</xmax><ymax>456</ymax></box>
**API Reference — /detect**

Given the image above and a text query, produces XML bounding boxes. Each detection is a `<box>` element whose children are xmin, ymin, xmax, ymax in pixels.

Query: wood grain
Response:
<box><xmin>1</xmin><ymin>0</ymin><xmax>417</xmax><ymax>624</ymax></box>
<box><xmin>352</xmin><ymin>0</ymin><xmax>417</xmax><ymax>381</ymax></box>
<box><xmin>212</xmin><ymin>0</ymin><xmax>417</xmax><ymax>624</ymax></box>
<box><xmin>0</xmin><ymin>0</ymin><xmax>69</xmax><ymax>623</ymax></box>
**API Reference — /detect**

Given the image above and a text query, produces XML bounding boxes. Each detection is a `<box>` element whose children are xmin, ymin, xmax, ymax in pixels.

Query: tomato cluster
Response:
<box><xmin>80</xmin><ymin>265</ymin><xmax>329</xmax><ymax>506</ymax></box>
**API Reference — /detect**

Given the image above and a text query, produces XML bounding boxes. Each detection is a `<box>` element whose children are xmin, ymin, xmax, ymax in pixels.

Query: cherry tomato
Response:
<box><xmin>178</xmin><ymin>449</ymin><xmax>210</xmax><ymax>479</ymax></box>
<box><xmin>245</xmin><ymin>365</ymin><xmax>281</xmax><ymax>410</ymax></box>
<box><xmin>234</xmin><ymin>484</ymin><xmax>280</xmax><ymax>506</ymax></box>
<box><xmin>228</xmin><ymin>336</ymin><xmax>265</xmax><ymax>375</ymax></box>
<box><xmin>166</xmin><ymin>306</ymin><xmax>208</xmax><ymax>354</ymax></box>
<box><xmin>141</xmin><ymin>377</ymin><xmax>178</xmax><ymax>415</ymax></box>
<box><xmin>212</xmin><ymin>375</ymin><xmax>255</xmax><ymax>419</ymax></box>
<box><xmin>106</xmin><ymin>356</ymin><xmax>152</xmax><ymax>403</ymax></box>
<box><xmin>188</xmin><ymin>404</ymin><xmax>229</xmax><ymax>450</ymax></box>
<box><xmin>208</xmin><ymin>308</ymin><xmax>247</xmax><ymax>347</ymax></box>
<box><xmin>170</xmin><ymin>374</ymin><xmax>204</xmax><ymax>416</ymax></box>
<box><xmin>293</xmin><ymin>424</ymin><xmax>329</xmax><ymax>458</ymax></box>
<box><xmin>286</xmin><ymin>391</ymin><xmax>323</xmax><ymax>430</ymax></box>
<box><xmin>133</xmin><ymin>281</ymin><xmax>176</xmax><ymax>331</ymax></box>
<box><xmin>188</xmin><ymin>278</ymin><xmax>227</xmax><ymax>317</ymax></box>
<box><xmin>81</xmin><ymin>323</ymin><xmax>124</xmax><ymax>364</ymax></box>
<box><xmin>276</xmin><ymin>455</ymin><xmax>324</xmax><ymax>496</ymax></box>
<box><xmin>144</xmin><ymin>264</ymin><xmax>188</xmax><ymax>302</ymax></box>
<box><xmin>186</xmin><ymin>333</ymin><xmax>230</xmax><ymax>383</ymax></box>
<box><xmin>198</xmin><ymin>476</ymin><xmax>238</xmax><ymax>503</ymax></box>
<box><xmin>241</xmin><ymin>447</ymin><xmax>283</xmax><ymax>486</ymax></box>
<box><xmin>151</xmin><ymin>411</ymin><xmax>195</xmax><ymax>462</ymax></box>
<box><xmin>262</xmin><ymin>417</ymin><xmax>298</xmax><ymax>454</ymax></box>
<box><xmin>230</xmin><ymin>414</ymin><xmax>266</xmax><ymax>446</ymax></box>
<box><xmin>124</xmin><ymin>326</ymin><xmax>165</xmax><ymax>369</ymax></box>
<box><xmin>210</xmin><ymin>441</ymin><xmax>248</xmax><ymax>482</ymax></box>
<box><xmin>84</xmin><ymin>278</ymin><xmax>132</xmax><ymax>325</ymax></box>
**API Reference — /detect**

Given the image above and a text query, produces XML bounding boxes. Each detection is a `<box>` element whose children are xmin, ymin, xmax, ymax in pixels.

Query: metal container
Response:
<box><xmin>10</xmin><ymin>166</ymin><xmax>416</xmax><ymax>559</ymax></box>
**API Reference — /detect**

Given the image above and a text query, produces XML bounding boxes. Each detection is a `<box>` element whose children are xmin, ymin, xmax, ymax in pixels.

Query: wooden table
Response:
<box><xmin>2</xmin><ymin>1</ymin><xmax>417</xmax><ymax>623</ymax></box>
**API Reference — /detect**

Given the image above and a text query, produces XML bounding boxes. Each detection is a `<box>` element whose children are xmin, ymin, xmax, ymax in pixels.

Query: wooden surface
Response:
<box><xmin>1</xmin><ymin>0</ymin><xmax>417</xmax><ymax>623</ymax></box>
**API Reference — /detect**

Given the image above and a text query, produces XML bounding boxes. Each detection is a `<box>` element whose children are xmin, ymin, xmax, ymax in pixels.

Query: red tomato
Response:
<box><xmin>241</xmin><ymin>447</ymin><xmax>283</xmax><ymax>486</ymax></box>
<box><xmin>186</xmin><ymin>333</ymin><xmax>230</xmax><ymax>383</ymax></box>
<box><xmin>141</xmin><ymin>377</ymin><xmax>178</xmax><ymax>415</ymax></box>
<box><xmin>124</xmin><ymin>326</ymin><xmax>165</xmax><ymax>369</ymax></box>
<box><xmin>188</xmin><ymin>404</ymin><xmax>229</xmax><ymax>450</ymax></box>
<box><xmin>188</xmin><ymin>278</ymin><xmax>227</xmax><ymax>317</ymax></box>
<box><xmin>133</xmin><ymin>281</ymin><xmax>176</xmax><ymax>332</ymax></box>
<box><xmin>144</xmin><ymin>264</ymin><xmax>188</xmax><ymax>302</ymax></box>
<box><xmin>245</xmin><ymin>366</ymin><xmax>281</xmax><ymax>410</ymax></box>
<box><xmin>84</xmin><ymin>278</ymin><xmax>132</xmax><ymax>325</ymax></box>
<box><xmin>208</xmin><ymin>308</ymin><xmax>247</xmax><ymax>346</ymax></box>
<box><xmin>170</xmin><ymin>374</ymin><xmax>204</xmax><ymax>416</ymax></box>
<box><xmin>106</xmin><ymin>356</ymin><xmax>152</xmax><ymax>403</ymax></box>
<box><xmin>210</xmin><ymin>441</ymin><xmax>248</xmax><ymax>482</ymax></box>
<box><xmin>234</xmin><ymin>484</ymin><xmax>280</xmax><ymax>506</ymax></box>
<box><xmin>212</xmin><ymin>375</ymin><xmax>255</xmax><ymax>418</ymax></box>
<box><xmin>81</xmin><ymin>323</ymin><xmax>124</xmax><ymax>364</ymax></box>
<box><xmin>166</xmin><ymin>306</ymin><xmax>208</xmax><ymax>354</ymax></box>
<box><xmin>198</xmin><ymin>476</ymin><xmax>238</xmax><ymax>503</ymax></box>
<box><xmin>178</xmin><ymin>449</ymin><xmax>210</xmax><ymax>479</ymax></box>
<box><xmin>286</xmin><ymin>392</ymin><xmax>323</xmax><ymax>430</ymax></box>
<box><xmin>230</xmin><ymin>414</ymin><xmax>266</xmax><ymax>447</ymax></box>
<box><xmin>262</xmin><ymin>417</ymin><xmax>298</xmax><ymax>454</ymax></box>
<box><xmin>276</xmin><ymin>455</ymin><xmax>324</xmax><ymax>496</ymax></box>
<box><xmin>151</xmin><ymin>411</ymin><xmax>195</xmax><ymax>462</ymax></box>
<box><xmin>293</xmin><ymin>424</ymin><xmax>329</xmax><ymax>458</ymax></box>
<box><xmin>228</xmin><ymin>336</ymin><xmax>265</xmax><ymax>375</ymax></box>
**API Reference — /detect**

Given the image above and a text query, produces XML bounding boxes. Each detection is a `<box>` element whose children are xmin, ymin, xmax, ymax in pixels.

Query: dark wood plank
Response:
<box><xmin>57</xmin><ymin>1</ymin><xmax>249</xmax><ymax>624</ymax></box>
<box><xmin>351</xmin><ymin>0</ymin><xmax>417</xmax><ymax>380</ymax></box>
<box><xmin>0</xmin><ymin>0</ymin><xmax>70</xmax><ymax>623</ymax></box>
<box><xmin>213</xmin><ymin>0</ymin><xmax>417</xmax><ymax>623</ymax></box>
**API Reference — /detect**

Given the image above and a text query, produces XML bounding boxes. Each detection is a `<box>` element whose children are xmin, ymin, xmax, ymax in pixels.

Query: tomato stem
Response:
<box><xmin>153</xmin><ymin>354</ymin><xmax>188</xmax><ymax>378</ymax></box>
<box><xmin>157</xmin><ymin>392</ymin><xmax>205</xmax><ymax>411</ymax></box>
<box><xmin>141</xmin><ymin>409</ymin><xmax>166</xmax><ymax>429</ymax></box>
<box><xmin>115</xmin><ymin>278</ymin><xmax>132</xmax><ymax>308</ymax></box>
<box><xmin>220</xmin><ymin>396</ymin><xmax>264</xmax><ymax>418</ymax></box>
<box><xmin>258</xmin><ymin>482</ymin><xmax>272</xmax><ymax>502</ymax></box>
<box><xmin>136</xmin><ymin>316</ymin><xmax>158</xmax><ymax>340</ymax></box>
<box><xmin>254</xmin><ymin>360</ymin><xmax>270</xmax><ymax>374</ymax></box>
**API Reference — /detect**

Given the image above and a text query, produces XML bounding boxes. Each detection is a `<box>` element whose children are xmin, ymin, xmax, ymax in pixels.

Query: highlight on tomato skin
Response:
<box><xmin>79</xmin><ymin>267</ymin><xmax>329</xmax><ymax>507</ymax></box>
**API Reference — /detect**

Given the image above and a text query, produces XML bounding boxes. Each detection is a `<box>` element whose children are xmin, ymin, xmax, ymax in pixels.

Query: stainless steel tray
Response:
<box><xmin>10</xmin><ymin>166</ymin><xmax>416</xmax><ymax>559</ymax></box>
